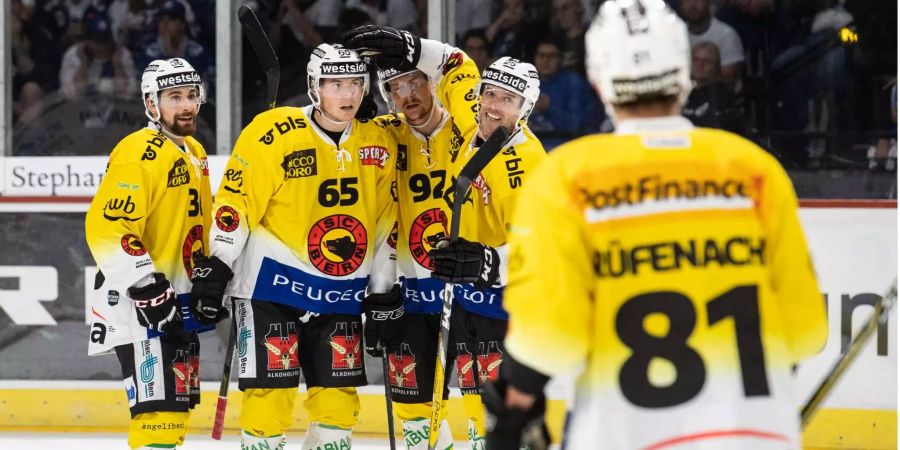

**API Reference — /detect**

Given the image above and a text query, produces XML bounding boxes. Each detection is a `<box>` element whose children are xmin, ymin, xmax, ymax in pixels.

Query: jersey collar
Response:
<box><xmin>615</xmin><ymin>116</ymin><xmax>694</xmax><ymax>135</ymax></box>
<box><xmin>303</xmin><ymin>104</ymin><xmax>353</xmax><ymax>146</ymax></box>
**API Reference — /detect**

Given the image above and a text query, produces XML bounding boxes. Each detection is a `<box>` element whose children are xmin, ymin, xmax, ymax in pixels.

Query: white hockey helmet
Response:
<box><xmin>585</xmin><ymin>0</ymin><xmax>692</xmax><ymax>111</ymax></box>
<box><xmin>476</xmin><ymin>57</ymin><xmax>541</xmax><ymax>133</ymax></box>
<box><xmin>377</xmin><ymin>67</ymin><xmax>427</xmax><ymax>114</ymax></box>
<box><xmin>307</xmin><ymin>43</ymin><xmax>370</xmax><ymax>109</ymax></box>
<box><xmin>140</xmin><ymin>58</ymin><xmax>206</xmax><ymax>122</ymax></box>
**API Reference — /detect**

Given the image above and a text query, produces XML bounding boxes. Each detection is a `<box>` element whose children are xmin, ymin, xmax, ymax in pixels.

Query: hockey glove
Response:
<box><xmin>483</xmin><ymin>381</ymin><xmax>551</xmax><ymax>450</ymax></box>
<box><xmin>341</xmin><ymin>25</ymin><xmax>421</xmax><ymax>72</ymax></box>
<box><xmin>429</xmin><ymin>238</ymin><xmax>500</xmax><ymax>288</ymax></box>
<box><xmin>128</xmin><ymin>273</ymin><xmax>181</xmax><ymax>334</ymax></box>
<box><xmin>189</xmin><ymin>255</ymin><xmax>234</xmax><ymax>325</ymax></box>
<box><xmin>362</xmin><ymin>285</ymin><xmax>404</xmax><ymax>357</ymax></box>
<box><xmin>355</xmin><ymin>90</ymin><xmax>379</xmax><ymax>120</ymax></box>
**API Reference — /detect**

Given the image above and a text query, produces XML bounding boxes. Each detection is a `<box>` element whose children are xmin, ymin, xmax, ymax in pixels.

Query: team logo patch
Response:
<box><xmin>329</xmin><ymin>322</ymin><xmax>362</xmax><ymax>371</ymax></box>
<box><xmin>409</xmin><ymin>208</ymin><xmax>448</xmax><ymax>269</ymax></box>
<box><xmin>172</xmin><ymin>349</ymin><xmax>190</xmax><ymax>395</ymax></box>
<box><xmin>120</xmin><ymin>234</ymin><xmax>147</xmax><ymax>256</ymax></box>
<box><xmin>308</xmin><ymin>215</ymin><xmax>368</xmax><ymax>276</ymax></box>
<box><xmin>443</xmin><ymin>51</ymin><xmax>464</xmax><ymax>75</ymax></box>
<box><xmin>215</xmin><ymin>206</ymin><xmax>240</xmax><ymax>232</ymax></box>
<box><xmin>359</xmin><ymin>146</ymin><xmax>390</xmax><ymax>168</ymax></box>
<box><xmin>264</xmin><ymin>323</ymin><xmax>299</xmax><ymax>371</ymax></box>
<box><xmin>167</xmin><ymin>159</ymin><xmax>190</xmax><ymax>187</ymax></box>
<box><xmin>389</xmin><ymin>344</ymin><xmax>417</xmax><ymax>389</ymax></box>
<box><xmin>199</xmin><ymin>156</ymin><xmax>209</xmax><ymax>176</ymax></box>
<box><xmin>181</xmin><ymin>225</ymin><xmax>204</xmax><ymax>275</ymax></box>
<box><xmin>455</xmin><ymin>343</ymin><xmax>476</xmax><ymax>389</ymax></box>
<box><xmin>397</xmin><ymin>145</ymin><xmax>408</xmax><ymax>171</ymax></box>
<box><xmin>477</xmin><ymin>341</ymin><xmax>503</xmax><ymax>384</ymax></box>
<box><xmin>282</xmin><ymin>149</ymin><xmax>317</xmax><ymax>179</ymax></box>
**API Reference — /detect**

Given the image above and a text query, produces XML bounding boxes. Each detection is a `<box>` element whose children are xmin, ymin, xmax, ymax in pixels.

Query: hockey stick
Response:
<box><xmin>800</xmin><ymin>277</ymin><xmax>897</xmax><ymax>428</ymax></box>
<box><xmin>238</xmin><ymin>5</ymin><xmax>280</xmax><ymax>110</ymax></box>
<box><xmin>428</xmin><ymin>126</ymin><xmax>510</xmax><ymax>450</ymax></box>
<box><xmin>211</xmin><ymin>6</ymin><xmax>280</xmax><ymax>440</ymax></box>
<box><xmin>383</xmin><ymin>348</ymin><xmax>398</xmax><ymax>449</ymax></box>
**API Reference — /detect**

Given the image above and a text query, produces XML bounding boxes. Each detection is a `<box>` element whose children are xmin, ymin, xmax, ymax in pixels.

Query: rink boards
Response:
<box><xmin>0</xmin><ymin>157</ymin><xmax>896</xmax><ymax>448</ymax></box>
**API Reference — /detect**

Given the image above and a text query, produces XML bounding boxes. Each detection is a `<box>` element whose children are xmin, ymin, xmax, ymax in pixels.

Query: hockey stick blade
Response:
<box><xmin>800</xmin><ymin>277</ymin><xmax>897</xmax><ymax>428</ymax></box>
<box><xmin>428</xmin><ymin>126</ymin><xmax>509</xmax><ymax>450</ymax></box>
<box><xmin>238</xmin><ymin>5</ymin><xmax>280</xmax><ymax>109</ymax></box>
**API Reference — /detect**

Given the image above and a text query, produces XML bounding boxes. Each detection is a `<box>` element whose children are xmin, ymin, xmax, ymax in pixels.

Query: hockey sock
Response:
<box><xmin>462</xmin><ymin>394</ymin><xmax>487</xmax><ymax>450</ymax></box>
<box><xmin>239</xmin><ymin>388</ymin><xmax>297</xmax><ymax>438</ymax></box>
<box><xmin>127</xmin><ymin>411</ymin><xmax>189</xmax><ymax>449</ymax></box>
<box><xmin>401</xmin><ymin>418</ymin><xmax>453</xmax><ymax>450</ymax></box>
<box><xmin>241</xmin><ymin>429</ymin><xmax>287</xmax><ymax>450</ymax></box>
<box><xmin>302</xmin><ymin>422</ymin><xmax>352</xmax><ymax>450</ymax></box>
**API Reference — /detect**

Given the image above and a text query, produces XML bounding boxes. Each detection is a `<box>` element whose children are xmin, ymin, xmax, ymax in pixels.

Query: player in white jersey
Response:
<box><xmin>484</xmin><ymin>1</ymin><xmax>828</xmax><ymax>449</ymax></box>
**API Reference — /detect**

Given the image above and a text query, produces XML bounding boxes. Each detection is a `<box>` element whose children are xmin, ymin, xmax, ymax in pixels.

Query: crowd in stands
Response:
<box><xmin>10</xmin><ymin>0</ymin><xmax>897</xmax><ymax>176</ymax></box>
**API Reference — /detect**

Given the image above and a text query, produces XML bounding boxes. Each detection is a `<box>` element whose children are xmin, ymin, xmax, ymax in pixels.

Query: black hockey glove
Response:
<box><xmin>128</xmin><ymin>273</ymin><xmax>181</xmax><ymax>334</ymax></box>
<box><xmin>356</xmin><ymin>90</ymin><xmax>379</xmax><ymax>120</ymax></box>
<box><xmin>362</xmin><ymin>285</ymin><xmax>404</xmax><ymax>357</ymax></box>
<box><xmin>341</xmin><ymin>25</ymin><xmax>421</xmax><ymax>72</ymax></box>
<box><xmin>189</xmin><ymin>255</ymin><xmax>234</xmax><ymax>325</ymax></box>
<box><xmin>483</xmin><ymin>356</ymin><xmax>552</xmax><ymax>450</ymax></box>
<box><xmin>429</xmin><ymin>238</ymin><xmax>500</xmax><ymax>288</ymax></box>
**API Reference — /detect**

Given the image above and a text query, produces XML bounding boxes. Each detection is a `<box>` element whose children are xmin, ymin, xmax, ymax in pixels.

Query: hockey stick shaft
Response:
<box><xmin>428</xmin><ymin>127</ymin><xmax>510</xmax><ymax>450</ymax></box>
<box><xmin>212</xmin><ymin>6</ymin><xmax>281</xmax><ymax>439</ymax></box>
<box><xmin>383</xmin><ymin>348</ymin><xmax>398</xmax><ymax>449</ymax></box>
<box><xmin>800</xmin><ymin>277</ymin><xmax>897</xmax><ymax>428</ymax></box>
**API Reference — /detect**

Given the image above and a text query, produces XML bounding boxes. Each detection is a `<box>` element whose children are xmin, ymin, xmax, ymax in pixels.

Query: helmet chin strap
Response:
<box><xmin>315</xmin><ymin>106</ymin><xmax>352</xmax><ymax>129</ymax></box>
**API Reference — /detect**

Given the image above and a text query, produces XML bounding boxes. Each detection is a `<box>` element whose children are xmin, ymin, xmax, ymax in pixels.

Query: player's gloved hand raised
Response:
<box><xmin>128</xmin><ymin>273</ymin><xmax>181</xmax><ymax>334</ymax></box>
<box><xmin>429</xmin><ymin>237</ymin><xmax>500</xmax><ymax>288</ymax></box>
<box><xmin>341</xmin><ymin>25</ymin><xmax>421</xmax><ymax>72</ymax></box>
<box><xmin>482</xmin><ymin>379</ymin><xmax>551</xmax><ymax>450</ymax></box>
<box><xmin>362</xmin><ymin>285</ymin><xmax>404</xmax><ymax>357</ymax></box>
<box><xmin>189</xmin><ymin>255</ymin><xmax>234</xmax><ymax>325</ymax></box>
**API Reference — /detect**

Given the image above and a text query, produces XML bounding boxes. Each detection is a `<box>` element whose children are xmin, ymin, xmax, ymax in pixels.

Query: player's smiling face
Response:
<box><xmin>386</xmin><ymin>71</ymin><xmax>434</xmax><ymax>126</ymax></box>
<box><xmin>319</xmin><ymin>77</ymin><xmax>365</xmax><ymax>122</ymax></box>
<box><xmin>478</xmin><ymin>85</ymin><xmax>523</xmax><ymax>138</ymax></box>
<box><xmin>151</xmin><ymin>86</ymin><xmax>200</xmax><ymax>136</ymax></box>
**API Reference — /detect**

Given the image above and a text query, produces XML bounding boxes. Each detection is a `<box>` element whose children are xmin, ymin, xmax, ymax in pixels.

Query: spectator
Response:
<box><xmin>11</xmin><ymin>0</ymin><xmax>62</xmax><ymax>123</ymax></box>
<box><xmin>269</xmin><ymin>0</ymin><xmax>323</xmax><ymax>102</ymax></box>
<box><xmin>682</xmin><ymin>42</ymin><xmax>744</xmax><ymax>134</ymax></box>
<box><xmin>527</xmin><ymin>38</ymin><xmax>603</xmax><ymax>150</ymax></box>
<box><xmin>461</xmin><ymin>29</ymin><xmax>494</xmax><ymax>72</ymax></box>
<box><xmin>303</xmin><ymin>0</ymin><xmax>344</xmax><ymax>42</ymax></box>
<box><xmin>549</xmin><ymin>0</ymin><xmax>587</xmax><ymax>76</ymax></box>
<box><xmin>456</xmin><ymin>0</ymin><xmax>493</xmax><ymax>38</ymax></box>
<box><xmin>486</xmin><ymin>0</ymin><xmax>534</xmax><ymax>61</ymax></box>
<box><xmin>59</xmin><ymin>14</ymin><xmax>137</xmax><ymax>100</ymax></box>
<box><xmin>349</xmin><ymin>0</ymin><xmax>421</xmax><ymax>35</ymax></box>
<box><xmin>679</xmin><ymin>0</ymin><xmax>745</xmax><ymax>87</ymax></box>
<box><xmin>137</xmin><ymin>1</ymin><xmax>211</xmax><ymax>82</ymax></box>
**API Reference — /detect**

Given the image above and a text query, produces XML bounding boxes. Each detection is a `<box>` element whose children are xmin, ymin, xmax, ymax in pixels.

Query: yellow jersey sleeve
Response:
<box><xmin>504</xmin><ymin>156</ymin><xmax>593</xmax><ymax>375</ymax></box>
<box><xmin>418</xmin><ymin>38</ymin><xmax>481</xmax><ymax>138</ymax></box>
<box><xmin>210</xmin><ymin>108</ymin><xmax>288</xmax><ymax>266</ymax></box>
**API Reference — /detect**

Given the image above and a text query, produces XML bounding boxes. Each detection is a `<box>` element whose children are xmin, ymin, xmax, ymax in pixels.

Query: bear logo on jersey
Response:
<box><xmin>264</xmin><ymin>323</ymin><xmax>299</xmax><ymax>371</ymax></box>
<box><xmin>215</xmin><ymin>206</ymin><xmax>240</xmax><ymax>232</ymax></box>
<box><xmin>308</xmin><ymin>215</ymin><xmax>368</xmax><ymax>276</ymax></box>
<box><xmin>120</xmin><ymin>234</ymin><xmax>147</xmax><ymax>256</ymax></box>
<box><xmin>389</xmin><ymin>344</ymin><xmax>417</xmax><ymax>389</ymax></box>
<box><xmin>409</xmin><ymin>208</ymin><xmax>448</xmax><ymax>269</ymax></box>
<box><xmin>181</xmin><ymin>225</ymin><xmax>204</xmax><ymax>276</ymax></box>
<box><xmin>329</xmin><ymin>322</ymin><xmax>362</xmax><ymax>371</ymax></box>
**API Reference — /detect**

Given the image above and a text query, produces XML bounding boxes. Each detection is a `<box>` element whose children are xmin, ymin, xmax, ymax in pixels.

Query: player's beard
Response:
<box><xmin>164</xmin><ymin>114</ymin><xmax>197</xmax><ymax>137</ymax></box>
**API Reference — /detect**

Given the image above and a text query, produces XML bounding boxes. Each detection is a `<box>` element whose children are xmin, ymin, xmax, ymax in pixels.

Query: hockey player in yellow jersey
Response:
<box><xmin>203</xmin><ymin>43</ymin><xmax>396</xmax><ymax>450</ymax></box>
<box><xmin>425</xmin><ymin>56</ymin><xmax>547</xmax><ymax>449</ymax></box>
<box><xmin>342</xmin><ymin>25</ymin><xmax>482</xmax><ymax>449</ymax></box>
<box><xmin>85</xmin><ymin>58</ymin><xmax>214</xmax><ymax>450</ymax></box>
<box><xmin>486</xmin><ymin>1</ymin><xmax>828</xmax><ymax>449</ymax></box>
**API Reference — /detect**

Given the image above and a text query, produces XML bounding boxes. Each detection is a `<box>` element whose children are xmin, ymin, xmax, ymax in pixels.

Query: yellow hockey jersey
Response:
<box><xmin>379</xmin><ymin>39</ymin><xmax>481</xmax><ymax>314</ymax></box>
<box><xmin>86</xmin><ymin>125</ymin><xmax>212</xmax><ymax>354</ymax></box>
<box><xmin>452</xmin><ymin>125</ymin><xmax>546</xmax><ymax>319</ymax></box>
<box><xmin>504</xmin><ymin>117</ymin><xmax>827</xmax><ymax>449</ymax></box>
<box><xmin>210</xmin><ymin>105</ymin><xmax>396</xmax><ymax>315</ymax></box>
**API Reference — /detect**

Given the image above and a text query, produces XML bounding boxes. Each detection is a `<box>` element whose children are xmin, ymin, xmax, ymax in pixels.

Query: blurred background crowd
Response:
<box><xmin>8</xmin><ymin>0</ymin><xmax>898</xmax><ymax>198</ymax></box>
